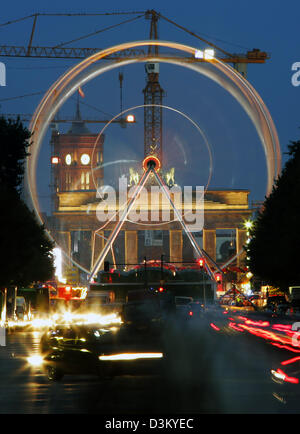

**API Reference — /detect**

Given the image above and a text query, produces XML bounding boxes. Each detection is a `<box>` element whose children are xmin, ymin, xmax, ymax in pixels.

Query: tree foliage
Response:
<box><xmin>246</xmin><ymin>140</ymin><xmax>300</xmax><ymax>289</ymax></box>
<box><xmin>0</xmin><ymin>117</ymin><xmax>54</xmax><ymax>287</ymax></box>
<box><xmin>0</xmin><ymin>117</ymin><xmax>31</xmax><ymax>190</ymax></box>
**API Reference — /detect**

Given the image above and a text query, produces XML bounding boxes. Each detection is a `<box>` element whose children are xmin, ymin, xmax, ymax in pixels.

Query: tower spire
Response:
<box><xmin>75</xmin><ymin>92</ymin><xmax>82</xmax><ymax>121</ymax></box>
<box><xmin>67</xmin><ymin>95</ymin><xmax>90</xmax><ymax>135</ymax></box>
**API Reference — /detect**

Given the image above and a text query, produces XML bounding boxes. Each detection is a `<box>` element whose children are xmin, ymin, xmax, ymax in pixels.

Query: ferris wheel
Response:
<box><xmin>25</xmin><ymin>40</ymin><xmax>281</xmax><ymax>283</ymax></box>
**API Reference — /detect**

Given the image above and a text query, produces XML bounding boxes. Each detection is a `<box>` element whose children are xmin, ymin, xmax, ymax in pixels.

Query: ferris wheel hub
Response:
<box><xmin>142</xmin><ymin>155</ymin><xmax>161</xmax><ymax>172</ymax></box>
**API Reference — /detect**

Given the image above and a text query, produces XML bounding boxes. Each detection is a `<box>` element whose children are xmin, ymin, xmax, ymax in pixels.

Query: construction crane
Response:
<box><xmin>143</xmin><ymin>9</ymin><xmax>165</xmax><ymax>165</ymax></box>
<box><xmin>1</xmin><ymin>74</ymin><xmax>136</xmax><ymax>127</ymax></box>
<box><xmin>2</xmin><ymin>112</ymin><xmax>135</xmax><ymax>126</ymax></box>
<box><xmin>0</xmin><ymin>9</ymin><xmax>270</xmax><ymax>164</ymax></box>
<box><xmin>0</xmin><ymin>10</ymin><xmax>270</xmax><ymax>72</ymax></box>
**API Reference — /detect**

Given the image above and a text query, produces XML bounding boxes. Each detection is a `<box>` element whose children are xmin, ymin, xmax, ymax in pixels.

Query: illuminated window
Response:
<box><xmin>81</xmin><ymin>172</ymin><xmax>90</xmax><ymax>190</ymax></box>
<box><xmin>97</xmin><ymin>151</ymin><xmax>103</xmax><ymax>165</ymax></box>
<box><xmin>81</xmin><ymin>172</ymin><xmax>85</xmax><ymax>190</ymax></box>
<box><xmin>65</xmin><ymin>172</ymin><xmax>72</xmax><ymax>190</ymax></box>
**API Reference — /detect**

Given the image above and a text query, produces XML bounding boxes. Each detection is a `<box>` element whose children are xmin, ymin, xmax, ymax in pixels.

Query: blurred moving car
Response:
<box><xmin>266</xmin><ymin>296</ymin><xmax>287</xmax><ymax>309</ymax></box>
<box><xmin>175</xmin><ymin>296</ymin><xmax>193</xmax><ymax>306</ymax></box>
<box><xmin>15</xmin><ymin>296</ymin><xmax>27</xmax><ymax>320</ymax></box>
<box><xmin>124</xmin><ymin>288</ymin><xmax>176</xmax><ymax>326</ymax></box>
<box><xmin>186</xmin><ymin>301</ymin><xmax>205</xmax><ymax>319</ymax></box>
<box><xmin>122</xmin><ymin>299</ymin><xmax>162</xmax><ymax>328</ymax></box>
<box><xmin>271</xmin><ymin>358</ymin><xmax>300</xmax><ymax>405</ymax></box>
<box><xmin>175</xmin><ymin>296</ymin><xmax>194</xmax><ymax>318</ymax></box>
<box><xmin>39</xmin><ymin>321</ymin><xmax>165</xmax><ymax>381</ymax></box>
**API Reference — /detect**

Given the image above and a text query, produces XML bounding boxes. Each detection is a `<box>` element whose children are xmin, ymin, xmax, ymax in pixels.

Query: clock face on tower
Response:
<box><xmin>80</xmin><ymin>153</ymin><xmax>90</xmax><ymax>165</ymax></box>
<box><xmin>65</xmin><ymin>154</ymin><xmax>72</xmax><ymax>165</ymax></box>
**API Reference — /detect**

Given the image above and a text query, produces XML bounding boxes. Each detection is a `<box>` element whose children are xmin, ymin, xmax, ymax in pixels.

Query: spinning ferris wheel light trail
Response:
<box><xmin>23</xmin><ymin>39</ymin><xmax>281</xmax><ymax>281</ymax></box>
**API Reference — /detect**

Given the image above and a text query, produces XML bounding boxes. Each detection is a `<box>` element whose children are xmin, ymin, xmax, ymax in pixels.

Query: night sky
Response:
<box><xmin>0</xmin><ymin>0</ymin><xmax>299</xmax><ymax>214</ymax></box>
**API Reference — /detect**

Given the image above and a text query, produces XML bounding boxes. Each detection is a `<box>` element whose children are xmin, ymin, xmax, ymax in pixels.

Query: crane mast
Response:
<box><xmin>143</xmin><ymin>10</ymin><xmax>165</xmax><ymax>166</ymax></box>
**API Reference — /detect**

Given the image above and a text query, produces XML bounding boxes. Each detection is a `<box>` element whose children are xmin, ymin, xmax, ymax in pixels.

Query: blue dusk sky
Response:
<box><xmin>0</xmin><ymin>0</ymin><xmax>299</xmax><ymax>213</ymax></box>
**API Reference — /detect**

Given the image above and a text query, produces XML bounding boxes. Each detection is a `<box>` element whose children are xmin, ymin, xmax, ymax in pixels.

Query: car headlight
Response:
<box><xmin>99</xmin><ymin>352</ymin><xmax>164</xmax><ymax>361</ymax></box>
<box><xmin>27</xmin><ymin>355</ymin><xmax>44</xmax><ymax>367</ymax></box>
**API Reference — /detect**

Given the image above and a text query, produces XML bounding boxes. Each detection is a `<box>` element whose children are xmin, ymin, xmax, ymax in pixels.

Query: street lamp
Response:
<box><xmin>244</xmin><ymin>220</ymin><xmax>253</xmax><ymax>230</ymax></box>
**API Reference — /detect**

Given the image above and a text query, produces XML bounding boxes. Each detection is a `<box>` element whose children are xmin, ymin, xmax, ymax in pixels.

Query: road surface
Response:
<box><xmin>0</xmin><ymin>310</ymin><xmax>298</xmax><ymax>414</ymax></box>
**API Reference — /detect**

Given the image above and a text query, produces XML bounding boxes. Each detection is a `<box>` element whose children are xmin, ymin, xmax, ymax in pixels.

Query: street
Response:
<box><xmin>1</xmin><ymin>310</ymin><xmax>298</xmax><ymax>414</ymax></box>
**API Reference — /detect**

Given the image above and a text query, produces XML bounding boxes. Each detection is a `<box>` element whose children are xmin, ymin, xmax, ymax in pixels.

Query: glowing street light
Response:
<box><xmin>244</xmin><ymin>220</ymin><xmax>253</xmax><ymax>230</ymax></box>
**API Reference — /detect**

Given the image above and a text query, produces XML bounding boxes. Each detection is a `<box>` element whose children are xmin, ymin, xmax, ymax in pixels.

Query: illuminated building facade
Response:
<box><xmin>51</xmin><ymin>104</ymin><xmax>104</xmax><ymax>200</ymax></box>
<box><xmin>49</xmin><ymin>112</ymin><xmax>252</xmax><ymax>280</ymax></box>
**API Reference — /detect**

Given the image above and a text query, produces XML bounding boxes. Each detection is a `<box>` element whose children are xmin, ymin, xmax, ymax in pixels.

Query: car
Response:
<box><xmin>15</xmin><ymin>296</ymin><xmax>27</xmax><ymax>320</ymax></box>
<box><xmin>121</xmin><ymin>299</ymin><xmax>163</xmax><ymax>327</ymax></box>
<box><xmin>39</xmin><ymin>321</ymin><xmax>166</xmax><ymax>381</ymax></box>
<box><xmin>175</xmin><ymin>296</ymin><xmax>194</xmax><ymax>318</ymax></box>
<box><xmin>186</xmin><ymin>301</ymin><xmax>205</xmax><ymax>319</ymax></box>
<box><xmin>271</xmin><ymin>357</ymin><xmax>300</xmax><ymax>406</ymax></box>
<box><xmin>175</xmin><ymin>296</ymin><xmax>193</xmax><ymax>306</ymax></box>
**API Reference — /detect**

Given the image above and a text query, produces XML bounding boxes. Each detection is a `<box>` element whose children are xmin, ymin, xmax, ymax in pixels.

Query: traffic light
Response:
<box><xmin>198</xmin><ymin>258</ymin><xmax>205</xmax><ymax>268</ymax></box>
<box><xmin>158</xmin><ymin>287</ymin><xmax>165</xmax><ymax>293</ymax></box>
<box><xmin>215</xmin><ymin>273</ymin><xmax>222</xmax><ymax>282</ymax></box>
<box><xmin>104</xmin><ymin>261</ymin><xmax>110</xmax><ymax>272</ymax></box>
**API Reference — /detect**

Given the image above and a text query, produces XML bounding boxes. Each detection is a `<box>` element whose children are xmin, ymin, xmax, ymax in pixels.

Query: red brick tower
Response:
<box><xmin>50</xmin><ymin>102</ymin><xmax>104</xmax><ymax>210</ymax></box>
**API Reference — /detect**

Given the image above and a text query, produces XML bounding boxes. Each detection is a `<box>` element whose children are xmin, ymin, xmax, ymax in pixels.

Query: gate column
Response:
<box><xmin>203</xmin><ymin>229</ymin><xmax>216</xmax><ymax>261</ymax></box>
<box><xmin>169</xmin><ymin>230</ymin><xmax>182</xmax><ymax>265</ymax></box>
<box><xmin>125</xmin><ymin>231</ymin><xmax>138</xmax><ymax>270</ymax></box>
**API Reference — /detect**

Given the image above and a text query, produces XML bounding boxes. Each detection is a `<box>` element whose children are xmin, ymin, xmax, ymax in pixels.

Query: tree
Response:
<box><xmin>246</xmin><ymin>139</ymin><xmax>300</xmax><ymax>289</ymax></box>
<box><xmin>0</xmin><ymin>116</ymin><xmax>31</xmax><ymax>190</ymax></box>
<box><xmin>0</xmin><ymin>117</ymin><xmax>54</xmax><ymax>287</ymax></box>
